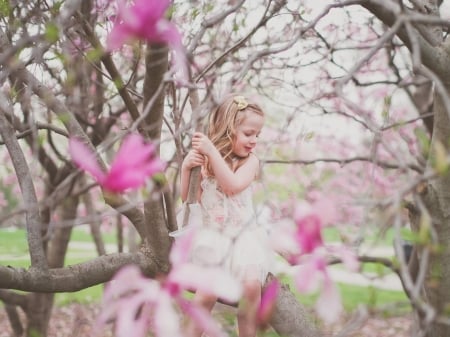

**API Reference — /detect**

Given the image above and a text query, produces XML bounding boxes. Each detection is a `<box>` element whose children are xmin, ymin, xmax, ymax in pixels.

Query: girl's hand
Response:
<box><xmin>182</xmin><ymin>149</ymin><xmax>205</xmax><ymax>171</ymax></box>
<box><xmin>192</xmin><ymin>132</ymin><xmax>215</xmax><ymax>156</ymax></box>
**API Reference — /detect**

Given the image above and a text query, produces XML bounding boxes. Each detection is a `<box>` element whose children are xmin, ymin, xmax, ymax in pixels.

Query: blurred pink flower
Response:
<box><xmin>306</xmin><ymin>190</ymin><xmax>339</xmax><ymax>226</ymax></box>
<box><xmin>69</xmin><ymin>133</ymin><xmax>165</xmax><ymax>193</ymax></box>
<box><xmin>107</xmin><ymin>0</ymin><xmax>188</xmax><ymax>82</ymax></box>
<box><xmin>96</xmin><ymin>228</ymin><xmax>242</xmax><ymax>337</ymax></box>
<box><xmin>257</xmin><ymin>278</ymin><xmax>280</xmax><ymax>327</ymax></box>
<box><xmin>294</xmin><ymin>213</ymin><xmax>323</xmax><ymax>255</ymax></box>
<box><xmin>269</xmin><ymin>201</ymin><xmax>345</xmax><ymax>323</ymax></box>
<box><xmin>294</xmin><ymin>255</ymin><xmax>342</xmax><ymax>324</ymax></box>
<box><xmin>270</xmin><ymin>204</ymin><xmax>324</xmax><ymax>263</ymax></box>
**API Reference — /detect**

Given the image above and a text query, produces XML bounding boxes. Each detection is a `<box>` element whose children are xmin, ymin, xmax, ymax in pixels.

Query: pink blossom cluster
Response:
<box><xmin>270</xmin><ymin>201</ymin><xmax>358</xmax><ymax>323</ymax></box>
<box><xmin>96</xmin><ymin>229</ymin><xmax>242</xmax><ymax>337</ymax></box>
<box><xmin>106</xmin><ymin>0</ymin><xmax>187</xmax><ymax>82</ymax></box>
<box><xmin>69</xmin><ymin>133</ymin><xmax>165</xmax><ymax>193</ymax></box>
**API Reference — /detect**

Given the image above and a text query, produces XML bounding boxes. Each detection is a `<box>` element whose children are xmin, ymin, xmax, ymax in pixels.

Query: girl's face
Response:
<box><xmin>232</xmin><ymin>111</ymin><xmax>264</xmax><ymax>158</ymax></box>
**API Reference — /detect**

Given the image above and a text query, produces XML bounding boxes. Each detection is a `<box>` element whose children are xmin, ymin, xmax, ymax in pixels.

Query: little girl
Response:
<box><xmin>180</xmin><ymin>94</ymin><xmax>272</xmax><ymax>337</ymax></box>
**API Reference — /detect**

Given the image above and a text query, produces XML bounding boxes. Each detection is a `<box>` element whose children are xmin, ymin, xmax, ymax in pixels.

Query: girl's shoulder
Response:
<box><xmin>247</xmin><ymin>153</ymin><xmax>262</xmax><ymax>180</ymax></box>
<box><xmin>234</xmin><ymin>152</ymin><xmax>259</xmax><ymax>171</ymax></box>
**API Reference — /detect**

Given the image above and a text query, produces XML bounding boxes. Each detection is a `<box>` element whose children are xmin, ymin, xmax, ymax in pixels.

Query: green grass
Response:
<box><xmin>0</xmin><ymin>226</ymin><xmax>116</xmax><ymax>305</ymax></box>
<box><xmin>0</xmin><ymin>226</ymin><xmax>117</xmax><ymax>255</ymax></box>
<box><xmin>360</xmin><ymin>261</ymin><xmax>393</xmax><ymax>275</ymax></box>
<box><xmin>0</xmin><ymin>228</ymin><xmax>29</xmax><ymax>255</ymax></box>
<box><xmin>281</xmin><ymin>275</ymin><xmax>409</xmax><ymax>316</ymax></box>
<box><xmin>0</xmin><ymin>226</ymin><xmax>409</xmax><ymax>313</ymax></box>
<box><xmin>70</xmin><ymin>227</ymin><xmax>117</xmax><ymax>243</ymax></box>
<box><xmin>321</xmin><ymin>225</ymin><xmax>398</xmax><ymax>247</ymax></box>
<box><xmin>56</xmin><ymin>285</ymin><xmax>104</xmax><ymax>305</ymax></box>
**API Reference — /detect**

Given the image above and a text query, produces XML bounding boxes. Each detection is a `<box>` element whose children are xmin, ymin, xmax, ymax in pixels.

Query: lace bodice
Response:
<box><xmin>200</xmin><ymin>177</ymin><xmax>257</xmax><ymax>236</ymax></box>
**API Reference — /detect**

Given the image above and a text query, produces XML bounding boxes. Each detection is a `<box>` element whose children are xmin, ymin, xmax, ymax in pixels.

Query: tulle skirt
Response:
<box><xmin>190</xmin><ymin>225</ymin><xmax>272</xmax><ymax>284</ymax></box>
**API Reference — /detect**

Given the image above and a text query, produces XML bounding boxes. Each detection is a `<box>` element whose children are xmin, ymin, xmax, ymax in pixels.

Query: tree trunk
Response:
<box><xmin>24</xmin><ymin>196</ymin><xmax>80</xmax><ymax>337</ymax></box>
<box><xmin>418</xmin><ymin>87</ymin><xmax>450</xmax><ymax>337</ymax></box>
<box><xmin>5</xmin><ymin>304</ymin><xmax>24</xmax><ymax>337</ymax></box>
<box><xmin>83</xmin><ymin>190</ymin><xmax>107</xmax><ymax>256</ymax></box>
<box><xmin>25</xmin><ymin>293</ymin><xmax>55</xmax><ymax>337</ymax></box>
<box><xmin>267</xmin><ymin>274</ymin><xmax>323</xmax><ymax>337</ymax></box>
<box><xmin>141</xmin><ymin>42</ymin><xmax>172</xmax><ymax>272</ymax></box>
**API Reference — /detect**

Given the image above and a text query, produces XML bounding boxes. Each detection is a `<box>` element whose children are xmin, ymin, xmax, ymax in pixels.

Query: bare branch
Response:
<box><xmin>262</xmin><ymin>156</ymin><xmax>424</xmax><ymax>173</ymax></box>
<box><xmin>0</xmin><ymin>99</ymin><xmax>47</xmax><ymax>269</ymax></box>
<box><xmin>0</xmin><ymin>289</ymin><xmax>28</xmax><ymax>308</ymax></box>
<box><xmin>0</xmin><ymin>252</ymin><xmax>157</xmax><ymax>292</ymax></box>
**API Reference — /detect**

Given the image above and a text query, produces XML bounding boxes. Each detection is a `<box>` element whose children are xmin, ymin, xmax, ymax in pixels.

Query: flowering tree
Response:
<box><xmin>1</xmin><ymin>0</ymin><xmax>450</xmax><ymax>337</ymax></box>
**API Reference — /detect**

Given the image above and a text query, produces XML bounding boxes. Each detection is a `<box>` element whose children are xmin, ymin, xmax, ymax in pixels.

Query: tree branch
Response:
<box><xmin>0</xmin><ymin>252</ymin><xmax>157</xmax><ymax>292</ymax></box>
<box><xmin>78</xmin><ymin>14</ymin><xmax>141</xmax><ymax>122</ymax></box>
<box><xmin>11</xmin><ymin>66</ymin><xmax>149</xmax><ymax>238</ymax></box>
<box><xmin>0</xmin><ymin>289</ymin><xmax>28</xmax><ymax>309</ymax></box>
<box><xmin>262</xmin><ymin>156</ymin><xmax>424</xmax><ymax>173</ymax></box>
<box><xmin>0</xmin><ymin>100</ymin><xmax>48</xmax><ymax>270</ymax></box>
<box><xmin>4</xmin><ymin>304</ymin><xmax>24</xmax><ymax>337</ymax></box>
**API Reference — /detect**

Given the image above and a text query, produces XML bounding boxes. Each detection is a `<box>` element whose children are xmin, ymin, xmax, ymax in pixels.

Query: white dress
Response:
<box><xmin>190</xmin><ymin>177</ymin><xmax>272</xmax><ymax>284</ymax></box>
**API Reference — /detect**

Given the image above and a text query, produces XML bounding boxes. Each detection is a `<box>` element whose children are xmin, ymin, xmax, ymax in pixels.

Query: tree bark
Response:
<box><xmin>83</xmin><ymin>191</ymin><xmax>107</xmax><ymax>256</ymax></box>
<box><xmin>25</xmin><ymin>195</ymin><xmax>80</xmax><ymax>336</ymax></box>
<box><xmin>359</xmin><ymin>3</ymin><xmax>450</xmax><ymax>335</ymax></box>
<box><xmin>141</xmin><ymin>42</ymin><xmax>172</xmax><ymax>273</ymax></box>
<box><xmin>0</xmin><ymin>252</ymin><xmax>157</xmax><ymax>292</ymax></box>
<box><xmin>420</xmin><ymin>88</ymin><xmax>450</xmax><ymax>337</ymax></box>
<box><xmin>0</xmin><ymin>108</ymin><xmax>47</xmax><ymax>270</ymax></box>
<box><xmin>4</xmin><ymin>304</ymin><xmax>24</xmax><ymax>337</ymax></box>
<box><xmin>267</xmin><ymin>274</ymin><xmax>323</xmax><ymax>337</ymax></box>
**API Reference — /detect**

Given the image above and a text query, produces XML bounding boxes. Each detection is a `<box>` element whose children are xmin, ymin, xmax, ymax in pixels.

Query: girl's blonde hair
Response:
<box><xmin>204</xmin><ymin>94</ymin><xmax>265</xmax><ymax>177</ymax></box>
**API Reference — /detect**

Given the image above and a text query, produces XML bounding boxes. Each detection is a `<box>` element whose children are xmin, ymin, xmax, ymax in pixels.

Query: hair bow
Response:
<box><xmin>233</xmin><ymin>96</ymin><xmax>248</xmax><ymax>110</ymax></box>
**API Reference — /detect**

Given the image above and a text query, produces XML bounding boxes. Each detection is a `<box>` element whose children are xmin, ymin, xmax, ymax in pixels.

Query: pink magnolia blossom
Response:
<box><xmin>270</xmin><ymin>203</ymin><xmax>324</xmax><ymax>263</ymax></box>
<box><xmin>107</xmin><ymin>0</ymin><xmax>187</xmax><ymax>82</ymax></box>
<box><xmin>96</xmin><ymin>228</ymin><xmax>242</xmax><ymax>337</ymax></box>
<box><xmin>269</xmin><ymin>201</ymin><xmax>348</xmax><ymax>323</ymax></box>
<box><xmin>306</xmin><ymin>190</ymin><xmax>339</xmax><ymax>226</ymax></box>
<box><xmin>257</xmin><ymin>278</ymin><xmax>280</xmax><ymax>327</ymax></box>
<box><xmin>69</xmin><ymin>133</ymin><xmax>165</xmax><ymax>193</ymax></box>
<box><xmin>107</xmin><ymin>0</ymin><xmax>181</xmax><ymax>50</ymax></box>
<box><xmin>295</xmin><ymin>255</ymin><xmax>342</xmax><ymax>324</ymax></box>
<box><xmin>295</xmin><ymin>213</ymin><xmax>323</xmax><ymax>255</ymax></box>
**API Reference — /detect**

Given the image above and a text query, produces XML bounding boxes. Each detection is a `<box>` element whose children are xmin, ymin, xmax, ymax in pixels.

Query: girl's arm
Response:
<box><xmin>180</xmin><ymin>149</ymin><xmax>205</xmax><ymax>202</ymax></box>
<box><xmin>192</xmin><ymin>132</ymin><xmax>259</xmax><ymax>195</ymax></box>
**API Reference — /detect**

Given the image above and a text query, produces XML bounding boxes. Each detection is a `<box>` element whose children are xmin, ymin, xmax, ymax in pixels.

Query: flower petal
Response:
<box><xmin>257</xmin><ymin>278</ymin><xmax>280</xmax><ymax>326</ymax></box>
<box><xmin>169</xmin><ymin>221</ymin><xmax>197</xmax><ymax>266</ymax></box>
<box><xmin>97</xmin><ymin>265</ymin><xmax>161</xmax><ymax>337</ymax></box>
<box><xmin>104</xmin><ymin>134</ymin><xmax>165</xmax><ymax>192</ymax></box>
<box><xmin>69</xmin><ymin>138</ymin><xmax>106</xmax><ymax>184</ymax></box>
<box><xmin>154</xmin><ymin>292</ymin><xmax>183</xmax><ymax>337</ymax></box>
<box><xmin>106</xmin><ymin>0</ymin><xmax>176</xmax><ymax>49</ymax></box>
<box><xmin>294</xmin><ymin>259</ymin><xmax>322</xmax><ymax>293</ymax></box>
<box><xmin>115</xmin><ymin>297</ymin><xmax>150</xmax><ymax>337</ymax></box>
<box><xmin>315</xmin><ymin>276</ymin><xmax>342</xmax><ymax>324</ymax></box>
<box><xmin>269</xmin><ymin>219</ymin><xmax>301</xmax><ymax>259</ymax></box>
<box><xmin>106</xmin><ymin>23</ymin><xmax>134</xmax><ymax>51</ymax></box>
<box><xmin>178</xmin><ymin>298</ymin><xmax>227</xmax><ymax>337</ymax></box>
<box><xmin>170</xmin><ymin>263</ymin><xmax>242</xmax><ymax>303</ymax></box>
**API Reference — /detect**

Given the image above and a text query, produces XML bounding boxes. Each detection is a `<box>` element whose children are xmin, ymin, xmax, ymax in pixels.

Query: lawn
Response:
<box><xmin>0</xmin><ymin>225</ymin><xmax>409</xmax><ymax>314</ymax></box>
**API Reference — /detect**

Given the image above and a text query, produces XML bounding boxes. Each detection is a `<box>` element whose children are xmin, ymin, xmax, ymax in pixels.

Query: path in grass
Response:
<box><xmin>0</xmin><ymin>231</ymin><xmax>403</xmax><ymax>291</ymax></box>
<box><xmin>0</xmin><ymin>227</ymin><xmax>411</xmax><ymax>335</ymax></box>
<box><xmin>334</xmin><ymin>244</ymin><xmax>402</xmax><ymax>292</ymax></box>
<box><xmin>274</xmin><ymin>244</ymin><xmax>403</xmax><ymax>291</ymax></box>
<box><xmin>0</xmin><ymin>226</ymin><xmax>407</xmax><ymax>312</ymax></box>
<box><xmin>65</xmin><ymin>241</ymin><xmax>404</xmax><ymax>291</ymax></box>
